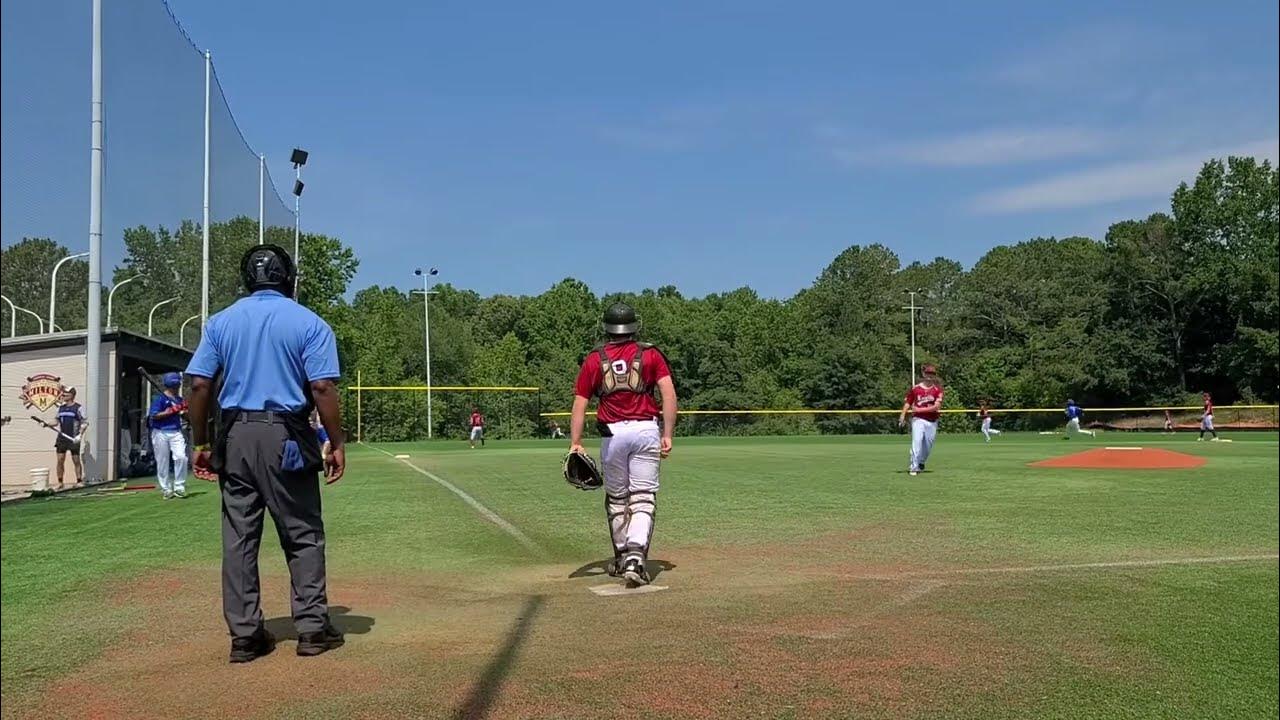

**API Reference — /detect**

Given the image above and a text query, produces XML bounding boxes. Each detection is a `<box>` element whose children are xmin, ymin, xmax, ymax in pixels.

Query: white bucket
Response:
<box><xmin>29</xmin><ymin>468</ymin><xmax>50</xmax><ymax>492</ymax></box>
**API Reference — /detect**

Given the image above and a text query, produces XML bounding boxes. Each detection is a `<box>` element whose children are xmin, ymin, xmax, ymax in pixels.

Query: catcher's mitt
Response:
<box><xmin>563</xmin><ymin>450</ymin><xmax>603</xmax><ymax>491</ymax></box>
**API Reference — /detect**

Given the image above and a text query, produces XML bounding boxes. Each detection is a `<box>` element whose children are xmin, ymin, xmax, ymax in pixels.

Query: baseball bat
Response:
<box><xmin>31</xmin><ymin>415</ymin><xmax>79</xmax><ymax>443</ymax></box>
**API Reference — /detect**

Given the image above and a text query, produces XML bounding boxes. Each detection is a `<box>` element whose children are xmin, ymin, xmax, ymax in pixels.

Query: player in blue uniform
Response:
<box><xmin>148</xmin><ymin>372</ymin><xmax>189</xmax><ymax>499</ymax></box>
<box><xmin>1064</xmin><ymin>399</ymin><xmax>1096</xmax><ymax>438</ymax></box>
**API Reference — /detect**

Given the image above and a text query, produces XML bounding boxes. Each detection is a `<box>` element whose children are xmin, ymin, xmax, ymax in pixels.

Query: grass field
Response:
<box><xmin>2</xmin><ymin>432</ymin><xmax>1277</xmax><ymax>720</ymax></box>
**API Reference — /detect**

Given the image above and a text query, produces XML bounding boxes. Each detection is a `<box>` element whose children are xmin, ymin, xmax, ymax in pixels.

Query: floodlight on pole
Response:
<box><xmin>0</xmin><ymin>294</ymin><xmax>16</xmax><ymax>337</ymax></box>
<box><xmin>106</xmin><ymin>274</ymin><xmax>143</xmax><ymax>327</ymax></box>
<box><xmin>413</xmin><ymin>267</ymin><xmax>439</xmax><ymax>439</ymax></box>
<box><xmin>291</xmin><ymin>148</ymin><xmax>307</xmax><ymax>297</ymax></box>
<box><xmin>902</xmin><ymin>290</ymin><xmax>924</xmax><ymax>383</ymax></box>
<box><xmin>49</xmin><ymin>251</ymin><xmax>90</xmax><ymax>333</ymax></box>
<box><xmin>148</xmin><ymin>296</ymin><xmax>179</xmax><ymax>336</ymax></box>
<box><xmin>11</xmin><ymin>303</ymin><xmax>45</xmax><ymax>334</ymax></box>
<box><xmin>179</xmin><ymin>314</ymin><xmax>201</xmax><ymax>347</ymax></box>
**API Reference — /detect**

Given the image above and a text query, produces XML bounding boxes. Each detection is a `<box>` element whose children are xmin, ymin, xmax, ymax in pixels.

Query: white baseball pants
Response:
<box><xmin>152</xmin><ymin>428</ymin><xmax>188</xmax><ymax>494</ymax></box>
<box><xmin>1066</xmin><ymin>417</ymin><xmax>1094</xmax><ymax>436</ymax></box>
<box><xmin>981</xmin><ymin>417</ymin><xmax>1000</xmax><ymax>441</ymax></box>
<box><xmin>910</xmin><ymin>418</ymin><xmax>937</xmax><ymax>471</ymax></box>
<box><xmin>601</xmin><ymin>420</ymin><xmax>661</xmax><ymax>561</ymax></box>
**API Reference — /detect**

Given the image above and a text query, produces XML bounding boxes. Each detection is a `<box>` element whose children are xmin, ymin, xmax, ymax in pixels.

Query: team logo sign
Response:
<box><xmin>19</xmin><ymin>373</ymin><xmax>64</xmax><ymax>411</ymax></box>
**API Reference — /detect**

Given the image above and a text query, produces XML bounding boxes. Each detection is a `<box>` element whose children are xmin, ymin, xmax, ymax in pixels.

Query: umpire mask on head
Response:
<box><xmin>240</xmin><ymin>243</ymin><xmax>297</xmax><ymax>297</ymax></box>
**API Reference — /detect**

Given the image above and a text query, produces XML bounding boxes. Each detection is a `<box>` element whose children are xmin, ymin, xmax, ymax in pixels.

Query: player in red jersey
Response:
<box><xmin>898</xmin><ymin>364</ymin><xmax>943</xmax><ymax>476</ymax></box>
<box><xmin>1198</xmin><ymin>392</ymin><xmax>1220</xmax><ymax>441</ymax></box>
<box><xmin>978</xmin><ymin>399</ymin><xmax>1001</xmax><ymax>443</ymax></box>
<box><xmin>570</xmin><ymin>302</ymin><xmax>678</xmax><ymax>586</ymax></box>
<box><xmin>469</xmin><ymin>408</ymin><xmax>486</xmax><ymax>448</ymax></box>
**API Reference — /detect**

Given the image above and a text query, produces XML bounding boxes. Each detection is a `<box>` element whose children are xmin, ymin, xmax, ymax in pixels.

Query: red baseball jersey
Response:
<box><xmin>905</xmin><ymin>383</ymin><xmax>943</xmax><ymax>422</ymax></box>
<box><xmin>574</xmin><ymin>342</ymin><xmax>672</xmax><ymax>424</ymax></box>
<box><xmin>470</xmin><ymin>412</ymin><xmax>484</xmax><ymax>428</ymax></box>
<box><xmin>978</xmin><ymin>406</ymin><xmax>990</xmax><ymax>419</ymax></box>
<box><xmin>1203</xmin><ymin>398</ymin><xmax>1213</xmax><ymax>416</ymax></box>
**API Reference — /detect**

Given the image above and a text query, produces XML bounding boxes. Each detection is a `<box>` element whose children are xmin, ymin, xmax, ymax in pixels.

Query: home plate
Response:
<box><xmin>394</xmin><ymin>454</ymin><xmax>411</xmax><ymax>459</ymax></box>
<box><xmin>589</xmin><ymin>583</ymin><xmax>669</xmax><ymax>597</ymax></box>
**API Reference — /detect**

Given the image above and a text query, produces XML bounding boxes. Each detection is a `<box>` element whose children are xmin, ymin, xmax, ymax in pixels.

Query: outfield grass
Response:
<box><xmin>2</xmin><ymin>432</ymin><xmax>1277</xmax><ymax>719</ymax></box>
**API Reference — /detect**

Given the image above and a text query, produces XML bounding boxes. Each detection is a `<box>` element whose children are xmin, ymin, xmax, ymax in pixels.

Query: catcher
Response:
<box><xmin>567</xmin><ymin>302</ymin><xmax>677</xmax><ymax>586</ymax></box>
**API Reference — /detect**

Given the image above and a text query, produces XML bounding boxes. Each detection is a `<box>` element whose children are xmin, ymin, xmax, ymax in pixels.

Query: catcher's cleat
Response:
<box><xmin>606</xmin><ymin>557</ymin><xmax>624</xmax><ymax>577</ymax></box>
<box><xmin>909</xmin><ymin>469</ymin><xmax>919</xmax><ymax>477</ymax></box>
<box><xmin>622</xmin><ymin>558</ymin><xmax>651</xmax><ymax>586</ymax></box>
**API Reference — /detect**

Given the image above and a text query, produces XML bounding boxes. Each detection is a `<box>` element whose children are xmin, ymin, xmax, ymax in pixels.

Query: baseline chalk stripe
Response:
<box><xmin>589</xmin><ymin>583</ymin><xmax>669</xmax><ymax>597</ymax></box>
<box><xmin>853</xmin><ymin>554</ymin><xmax>1279</xmax><ymax>581</ymax></box>
<box><xmin>394</xmin><ymin>454</ymin><xmax>410</xmax><ymax>459</ymax></box>
<box><xmin>367</xmin><ymin>444</ymin><xmax>545</xmax><ymax>557</ymax></box>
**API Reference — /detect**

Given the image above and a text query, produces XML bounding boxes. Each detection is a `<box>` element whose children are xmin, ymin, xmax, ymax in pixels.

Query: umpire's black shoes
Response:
<box><xmin>296</xmin><ymin>622</ymin><xmax>345</xmax><ymax>657</ymax></box>
<box><xmin>229</xmin><ymin>628</ymin><xmax>275</xmax><ymax>664</ymax></box>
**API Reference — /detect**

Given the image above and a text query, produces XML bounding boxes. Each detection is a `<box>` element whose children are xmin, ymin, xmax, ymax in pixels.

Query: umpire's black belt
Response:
<box><xmin>228</xmin><ymin>410</ymin><xmax>300</xmax><ymax>425</ymax></box>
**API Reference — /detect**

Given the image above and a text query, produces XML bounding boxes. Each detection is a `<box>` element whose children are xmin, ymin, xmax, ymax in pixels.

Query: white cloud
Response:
<box><xmin>972</xmin><ymin>138</ymin><xmax>1279</xmax><ymax>214</ymax></box>
<box><xmin>837</xmin><ymin>127</ymin><xmax>1108</xmax><ymax>168</ymax></box>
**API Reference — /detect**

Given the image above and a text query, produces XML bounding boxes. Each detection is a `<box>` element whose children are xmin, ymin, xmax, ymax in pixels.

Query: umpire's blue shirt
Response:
<box><xmin>186</xmin><ymin>290</ymin><xmax>340</xmax><ymax>411</ymax></box>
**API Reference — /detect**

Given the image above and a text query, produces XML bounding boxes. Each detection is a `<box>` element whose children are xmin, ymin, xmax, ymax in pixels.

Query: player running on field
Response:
<box><xmin>978</xmin><ymin>399</ymin><xmax>1001</xmax><ymax>442</ymax></box>
<box><xmin>569</xmin><ymin>302</ymin><xmax>677</xmax><ymax>586</ymax></box>
<box><xmin>1198</xmin><ymin>392</ymin><xmax>1220</xmax><ymax>441</ymax></box>
<box><xmin>899</xmin><ymin>364</ymin><xmax>943</xmax><ymax>476</ymax></box>
<box><xmin>469</xmin><ymin>407</ymin><xmax>486</xmax><ymax>448</ymax></box>
<box><xmin>1164</xmin><ymin>409</ymin><xmax>1175</xmax><ymax>434</ymax></box>
<box><xmin>1064</xmin><ymin>399</ymin><xmax>1095</xmax><ymax>437</ymax></box>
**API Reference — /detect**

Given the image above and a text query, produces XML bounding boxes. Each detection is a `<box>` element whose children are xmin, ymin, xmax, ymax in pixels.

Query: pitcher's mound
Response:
<box><xmin>1031</xmin><ymin>447</ymin><xmax>1206</xmax><ymax>470</ymax></box>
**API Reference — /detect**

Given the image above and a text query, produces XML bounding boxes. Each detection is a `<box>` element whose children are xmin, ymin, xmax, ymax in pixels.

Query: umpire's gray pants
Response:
<box><xmin>220</xmin><ymin>420</ymin><xmax>328</xmax><ymax>639</ymax></box>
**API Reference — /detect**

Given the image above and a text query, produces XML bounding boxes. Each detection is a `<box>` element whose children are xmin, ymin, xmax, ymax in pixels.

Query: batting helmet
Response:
<box><xmin>240</xmin><ymin>243</ymin><xmax>296</xmax><ymax>296</ymax></box>
<box><xmin>162</xmin><ymin>372</ymin><xmax>182</xmax><ymax>388</ymax></box>
<box><xmin>602</xmin><ymin>302</ymin><xmax>640</xmax><ymax>336</ymax></box>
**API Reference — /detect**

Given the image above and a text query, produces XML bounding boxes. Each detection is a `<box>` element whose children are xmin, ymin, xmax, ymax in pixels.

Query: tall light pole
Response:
<box><xmin>413</xmin><ymin>267</ymin><xmax>439</xmax><ymax>439</ymax></box>
<box><xmin>902</xmin><ymin>290</ymin><xmax>924</xmax><ymax>383</ymax></box>
<box><xmin>0</xmin><ymin>294</ymin><xmax>15</xmax><ymax>337</ymax></box>
<box><xmin>87</xmin><ymin>0</ymin><xmax>104</xmax><ymax>480</ymax></box>
<box><xmin>290</xmin><ymin>148</ymin><xmax>308</xmax><ymax>298</ymax></box>
<box><xmin>106</xmin><ymin>273</ymin><xmax>143</xmax><ymax>327</ymax></box>
<box><xmin>148</xmin><ymin>296</ymin><xmax>179</xmax><ymax>336</ymax></box>
<box><xmin>49</xmin><ymin>251</ymin><xmax>90</xmax><ymax>333</ymax></box>
<box><xmin>12</xmin><ymin>303</ymin><xmax>45</xmax><ymax>334</ymax></box>
<box><xmin>179</xmin><ymin>314</ymin><xmax>201</xmax><ymax>347</ymax></box>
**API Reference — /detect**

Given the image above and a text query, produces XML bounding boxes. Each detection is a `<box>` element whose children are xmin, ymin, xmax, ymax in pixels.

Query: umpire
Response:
<box><xmin>185</xmin><ymin>244</ymin><xmax>347</xmax><ymax>664</ymax></box>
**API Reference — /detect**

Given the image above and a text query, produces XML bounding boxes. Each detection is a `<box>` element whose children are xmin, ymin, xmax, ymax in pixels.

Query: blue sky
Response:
<box><xmin>3</xmin><ymin>1</ymin><xmax>1277</xmax><ymax>299</ymax></box>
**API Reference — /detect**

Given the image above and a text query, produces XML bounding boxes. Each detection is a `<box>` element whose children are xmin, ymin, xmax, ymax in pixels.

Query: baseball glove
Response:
<box><xmin>563</xmin><ymin>450</ymin><xmax>603</xmax><ymax>491</ymax></box>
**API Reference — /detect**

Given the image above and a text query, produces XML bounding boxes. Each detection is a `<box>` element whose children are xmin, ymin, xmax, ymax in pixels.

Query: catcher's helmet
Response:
<box><xmin>162</xmin><ymin>372</ymin><xmax>182</xmax><ymax>388</ymax></box>
<box><xmin>602</xmin><ymin>302</ymin><xmax>639</xmax><ymax>336</ymax></box>
<box><xmin>240</xmin><ymin>243</ymin><xmax>296</xmax><ymax>296</ymax></box>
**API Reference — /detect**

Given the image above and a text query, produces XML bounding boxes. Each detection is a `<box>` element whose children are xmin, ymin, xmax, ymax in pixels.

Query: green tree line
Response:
<box><xmin>4</xmin><ymin>156</ymin><xmax>1276</xmax><ymax>439</ymax></box>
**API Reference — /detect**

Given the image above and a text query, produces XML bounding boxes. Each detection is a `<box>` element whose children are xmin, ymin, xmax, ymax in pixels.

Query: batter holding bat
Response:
<box><xmin>146</xmin><ymin>371</ymin><xmax>189</xmax><ymax>499</ymax></box>
<box><xmin>33</xmin><ymin>386</ymin><xmax>87</xmax><ymax>489</ymax></box>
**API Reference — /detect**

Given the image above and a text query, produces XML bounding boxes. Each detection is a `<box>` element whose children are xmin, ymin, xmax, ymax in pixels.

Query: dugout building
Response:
<box><xmin>0</xmin><ymin>329</ymin><xmax>191</xmax><ymax>494</ymax></box>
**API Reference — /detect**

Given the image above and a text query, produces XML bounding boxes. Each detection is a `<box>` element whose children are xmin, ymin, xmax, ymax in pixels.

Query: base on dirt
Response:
<box><xmin>589</xmin><ymin>583</ymin><xmax>669</xmax><ymax>597</ymax></box>
<box><xmin>1031</xmin><ymin>447</ymin><xmax>1206</xmax><ymax>470</ymax></box>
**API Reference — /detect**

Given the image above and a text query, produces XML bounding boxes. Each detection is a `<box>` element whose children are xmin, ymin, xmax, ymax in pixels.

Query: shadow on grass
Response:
<box><xmin>569</xmin><ymin>558</ymin><xmax>676</xmax><ymax>581</ymax></box>
<box><xmin>264</xmin><ymin>605</ymin><xmax>375</xmax><ymax>641</ymax></box>
<box><xmin>453</xmin><ymin>594</ymin><xmax>545</xmax><ymax>720</ymax></box>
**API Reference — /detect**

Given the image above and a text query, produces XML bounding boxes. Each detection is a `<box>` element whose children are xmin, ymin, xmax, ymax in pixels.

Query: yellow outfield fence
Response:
<box><xmin>345</xmin><ymin>373</ymin><xmax>544</xmax><ymax>442</ymax></box>
<box><xmin>538</xmin><ymin>405</ymin><xmax>1280</xmax><ymax>418</ymax></box>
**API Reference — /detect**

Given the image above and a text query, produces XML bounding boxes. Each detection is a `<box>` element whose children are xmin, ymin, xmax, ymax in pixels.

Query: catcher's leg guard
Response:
<box><xmin>623</xmin><ymin>491</ymin><xmax>656</xmax><ymax>563</ymax></box>
<box><xmin>606</xmin><ymin>492</ymin><xmax>628</xmax><ymax>559</ymax></box>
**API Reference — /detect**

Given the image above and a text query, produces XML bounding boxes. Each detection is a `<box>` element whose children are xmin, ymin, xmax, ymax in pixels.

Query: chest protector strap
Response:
<box><xmin>597</xmin><ymin>343</ymin><xmax>652</xmax><ymax>397</ymax></box>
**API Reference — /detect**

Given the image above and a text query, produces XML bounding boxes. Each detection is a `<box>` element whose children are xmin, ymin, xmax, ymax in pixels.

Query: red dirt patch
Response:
<box><xmin>1031</xmin><ymin>447</ymin><xmax>1206</xmax><ymax>469</ymax></box>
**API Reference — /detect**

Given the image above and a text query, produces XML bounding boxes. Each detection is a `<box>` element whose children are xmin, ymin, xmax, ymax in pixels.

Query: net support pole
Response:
<box><xmin>85</xmin><ymin>0</ymin><xmax>104</xmax><ymax>481</ymax></box>
<box><xmin>201</xmin><ymin>50</ymin><xmax>211</xmax><ymax>325</ymax></box>
<box><xmin>293</xmin><ymin>165</ymin><xmax>300</xmax><ymax>296</ymax></box>
<box><xmin>258</xmin><ymin>154</ymin><xmax>265</xmax><ymax>245</ymax></box>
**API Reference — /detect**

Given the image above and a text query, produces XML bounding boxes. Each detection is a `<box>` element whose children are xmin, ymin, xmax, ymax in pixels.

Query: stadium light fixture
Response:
<box><xmin>49</xmin><ymin>251</ymin><xmax>89</xmax><ymax>333</ymax></box>
<box><xmin>413</xmin><ymin>267</ymin><xmax>440</xmax><ymax>438</ymax></box>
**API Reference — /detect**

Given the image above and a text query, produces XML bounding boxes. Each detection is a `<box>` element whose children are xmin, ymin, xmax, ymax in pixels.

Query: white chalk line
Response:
<box><xmin>852</xmin><ymin>554</ymin><xmax>1279</xmax><ymax>581</ymax></box>
<box><xmin>367</xmin><ymin>444</ymin><xmax>546</xmax><ymax>557</ymax></box>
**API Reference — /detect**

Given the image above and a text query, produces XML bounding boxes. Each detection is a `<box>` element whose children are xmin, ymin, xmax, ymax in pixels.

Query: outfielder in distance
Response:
<box><xmin>569</xmin><ymin>302</ymin><xmax>678</xmax><ymax>586</ymax></box>
<box><xmin>899</xmin><ymin>364</ymin><xmax>943</xmax><ymax>476</ymax></box>
<box><xmin>1064</xmin><ymin>399</ymin><xmax>1096</xmax><ymax>438</ymax></box>
<box><xmin>978</xmin><ymin>399</ymin><xmax>1001</xmax><ymax>443</ymax></box>
<box><xmin>1199</xmin><ymin>391</ymin><xmax>1221</xmax><ymax>441</ymax></box>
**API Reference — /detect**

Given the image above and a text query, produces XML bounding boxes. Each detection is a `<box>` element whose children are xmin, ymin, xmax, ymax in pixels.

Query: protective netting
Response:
<box><xmin>2</xmin><ymin>0</ymin><xmax>295</xmax><ymax>343</ymax></box>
